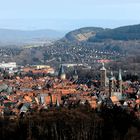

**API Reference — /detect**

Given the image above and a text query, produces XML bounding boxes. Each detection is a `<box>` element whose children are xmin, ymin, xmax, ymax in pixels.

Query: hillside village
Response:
<box><xmin>1</xmin><ymin>24</ymin><xmax>140</xmax><ymax>77</ymax></box>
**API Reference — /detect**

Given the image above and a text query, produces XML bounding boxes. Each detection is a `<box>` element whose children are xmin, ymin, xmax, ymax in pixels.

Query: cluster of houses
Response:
<box><xmin>0</xmin><ymin>63</ymin><xmax>140</xmax><ymax>119</ymax></box>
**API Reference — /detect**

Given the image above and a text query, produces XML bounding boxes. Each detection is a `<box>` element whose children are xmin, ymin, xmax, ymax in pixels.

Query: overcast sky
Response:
<box><xmin>0</xmin><ymin>0</ymin><xmax>140</xmax><ymax>30</ymax></box>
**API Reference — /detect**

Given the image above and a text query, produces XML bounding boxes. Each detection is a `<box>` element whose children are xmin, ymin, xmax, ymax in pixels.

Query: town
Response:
<box><xmin>0</xmin><ymin>61</ymin><xmax>140</xmax><ymax>120</ymax></box>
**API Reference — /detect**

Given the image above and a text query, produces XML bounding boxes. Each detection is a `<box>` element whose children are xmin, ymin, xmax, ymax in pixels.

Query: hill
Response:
<box><xmin>1</xmin><ymin>24</ymin><xmax>140</xmax><ymax>74</ymax></box>
<box><xmin>64</xmin><ymin>27</ymin><xmax>106</xmax><ymax>42</ymax></box>
<box><xmin>88</xmin><ymin>24</ymin><xmax>140</xmax><ymax>42</ymax></box>
<box><xmin>64</xmin><ymin>24</ymin><xmax>140</xmax><ymax>42</ymax></box>
<box><xmin>0</xmin><ymin>29</ymin><xmax>66</xmax><ymax>46</ymax></box>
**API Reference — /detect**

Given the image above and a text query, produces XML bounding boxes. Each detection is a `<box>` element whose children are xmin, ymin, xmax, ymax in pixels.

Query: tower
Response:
<box><xmin>109</xmin><ymin>69</ymin><xmax>123</xmax><ymax>100</ymax></box>
<box><xmin>100</xmin><ymin>63</ymin><xmax>107</xmax><ymax>88</ymax></box>
<box><xmin>118</xmin><ymin>69</ymin><xmax>122</xmax><ymax>93</ymax></box>
<box><xmin>58</xmin><ymin>65</ymin><xmax>66</xmax><ymax>80</ymax></box>
<box><xmin>109</xmin><ymin>71</ymin><xmax>115</xmax><ymax>97</ymax></box>
<box><xmin>55</xmin><ymin>97</ymin><xmax>60</xmax><ymax>107</ymax></box>
<box><xmin>72</xmin><ymin>69</ymin><xmax>78</xmax><ymax>80</ymax></box>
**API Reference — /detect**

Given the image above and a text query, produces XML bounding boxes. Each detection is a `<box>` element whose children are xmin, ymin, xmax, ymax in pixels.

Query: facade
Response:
<box><xmin>109</xmin><ymin>69</ymin><xmax>123</xmax><ymax>100</ymax></box>
<box><xmin>62</xmin><ymin>63</ymin><xmax>83</xmax><ymax>68</ymax></box>
<box><xmin>35</xmin><ymin>65</ymin><xmax>50</xmax><ymax>69</ymax></box>
<box><xmin>0</xmin><ymin>62</ymin><xmax>17</xmax><ymax>69</ymax></box>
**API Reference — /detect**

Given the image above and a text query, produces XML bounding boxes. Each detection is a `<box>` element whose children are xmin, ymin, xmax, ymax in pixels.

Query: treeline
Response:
<box><xmin>0</xmin><ymin>105</ymin><xmax>140</xmax><ymax>140</ymax></box>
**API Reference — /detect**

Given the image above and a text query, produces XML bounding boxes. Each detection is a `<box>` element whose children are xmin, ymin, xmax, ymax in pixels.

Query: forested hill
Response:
<box><xmin>64</xmin><ymin>24</ymin><xmax>140</xmax><ymax>42</ymax></box>
<box><xmin>64</xmin><ymin>27</ymin><xmax>107</xmax><ymax>42</ymax></box>
<box><xmin>89</xmin><ymin>24</ymin><xmax>140</xmax><ymax>42</ymax></box>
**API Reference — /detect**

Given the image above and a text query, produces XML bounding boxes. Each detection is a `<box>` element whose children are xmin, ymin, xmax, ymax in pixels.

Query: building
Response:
<box><xmin>72</xmin><ymin>69</ymin><xmax>78</xmax><ymax>80</ymax></box>
<box><xmin>118</xmin><ymin>69</ymin><xmax>122</xmax><ymax>93</ymax></box>
<box><xmin>58</xmin><ymin>65</ymin><xmax>66</xmax><ymax>80</ymax></box>
<box><xmin>0</xmin><ymin>62</ymin><xmax>17</xmax><ymax>69</ymax></box>
<box><xmin>100</xmin><ymin>63</ymin><xmax>107</xmax><ymax>88</ymax></box>
<box><xmin>35</xmin><ymin>65</ymin><xmax>50</xmax><ymax>69</ymax></box>
<box><xmin>109</xmin><ymin>69</ymin><xmax>123</xmax><ymax>100</ymax></box>
<box><xmin>62</xmin><ymin>63</ymin><xmax>83</xmax><ymax>68</ymax></box>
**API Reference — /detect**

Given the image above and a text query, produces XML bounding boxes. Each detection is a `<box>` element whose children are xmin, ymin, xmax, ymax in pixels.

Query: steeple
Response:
<box><xmin>55</xmin><ymin>97</ymin><xmax>60</xmax><ymax>107</ymax></box>
<box><xmin>100</xmin><ymin>63</ymin><xmax>106</xmax><ymax>71</ymax></box>
<box><xmin>111</xmin><ymin>71</ymin><xmax>113</xmax><ymax>76</ymax></box>
<box><xmin>72</xmin><ymin>69</ymin><xmax>78</xmax><ymax>80</ymax></box>
<box><xmin>110</xmin><ymin>71</ymin><xmax>115</xmax><ymax>81</ymax></box>
<box><xmin>118</xmin><ymin>69</ymin><xmax>122</xmax><ymax>93</ymax></box>
<box><xmin>58</xmin><ymin>65</ymin><xmax>66</xmax><ymax>80</ymax></box>
<box><xmin>118</xmin><ymin>69</ymin><xmax>122</xmax><ymax>81</ymax></box>
<box><xmin>109</xmin><ymin>71</ymin><xmax>113</xmax><ymax>97</ymax></box>
<box><xmin>59</xmin><ymin>65</ymin><xmax>65</xmax><ymax>75</ymax></box>
<box><xmin>100</xmin><ymin>63</ymin><xmax>107</xmax><ymax>88</ymax></box>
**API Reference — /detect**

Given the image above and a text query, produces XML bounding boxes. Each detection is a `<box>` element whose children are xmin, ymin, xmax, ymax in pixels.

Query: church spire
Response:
<box><xmin>118</xmin><ymin>69</ymin><xmax>122</xmax><ymax>81</ymax></box>
<box><xmin>110</xmin><ymin>71</ymin><xmax>113</xmax><ymax>78</ymax></box>
<box><xmin>58</xmin><ymin>64</ymin><xmax>66</xmax><ymax>80</ymax></box>
<box><xmin>118</xmin><ymin>69</ymin><xmax>122</xmax><ymax>93</ymax></box>
<box><xmin>109</xmin><ymin>70</ymin><xmax>115</xmax><ymax>97</ymax></box>
<box><xmin>55</xmin><ymin>97</ymin><xmax>60</xmax><ymax>107</ymax></box>
<box><xmin>100</xmin><ymin>63</ymin><xmax>106</xmax><ymax>71</ymax></box>
<box><xmin>73</xmin><ymin>69</ymin><xmax>78</xmax><ymax>80</ymax></box>
<box><xmin>100</xmin><ymin>63</ymin><xmax>107</xmax><ymax>88</ymax></box>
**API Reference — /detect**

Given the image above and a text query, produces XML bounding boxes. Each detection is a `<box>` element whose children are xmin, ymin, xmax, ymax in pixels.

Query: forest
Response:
<box><xmin>0</xmin><ymin>104</ymin><xmax>140</xmax><ymax>140</ymax></box>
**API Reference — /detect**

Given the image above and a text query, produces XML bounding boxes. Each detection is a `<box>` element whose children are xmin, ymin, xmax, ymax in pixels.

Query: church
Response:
<box><xmin>100</xmin><ymin>63</ymin><xmax>123</xmax><ymax>101</ymax></box>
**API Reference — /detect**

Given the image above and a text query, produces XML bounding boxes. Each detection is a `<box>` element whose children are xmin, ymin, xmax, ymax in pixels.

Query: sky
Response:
<box><xmin>0</xmin><ymin>0</ymin><xmax>140</xmax><ymax>30</ymax></box>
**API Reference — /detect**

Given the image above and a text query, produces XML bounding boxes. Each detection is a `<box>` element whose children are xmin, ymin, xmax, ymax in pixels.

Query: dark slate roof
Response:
<box><xmin>73</xmin><ymin>69</ymin><xmax>78</xmax><ymax>76</ymax></box>
<box><xmin>58</xmin><ymin>65</ymin><xmax>65</xmax><ymax>76</ymax></box>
